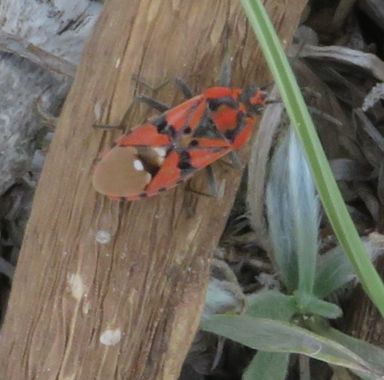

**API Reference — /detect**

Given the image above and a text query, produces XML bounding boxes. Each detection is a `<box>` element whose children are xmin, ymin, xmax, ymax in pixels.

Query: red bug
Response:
<box><xmin>92</xmin><ymin>85</ymin><xmax>268</xmax><ymax>201</ymax></box>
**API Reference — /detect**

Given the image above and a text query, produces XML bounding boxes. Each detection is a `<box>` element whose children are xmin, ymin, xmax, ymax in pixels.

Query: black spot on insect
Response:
<box><xmin>207</xmin><ymin>96</ymin><xmax>238</xmax><ymax>111</ymax></box>
<box><xmin>158</xmin><ymin>187</ymin><xmax>167</xmax><ymax>192</ymax></box>
<box><xmin>183</xmin><ymin>126</ymin><xmax>192</xmax><ymax>134</ymax></box>
<box><xmin>153</xmin><ymin>115</ymin><xmax>167</xmax><ymax>133</ymax></box>
<box><xmin>139</xmin><ymin>192</ymin><xmax>148</xmax><ymax>198</ymax></box>
<box><xmin>153</xmin><ymin>115</ymin><xmax>177</xmax><ymax>139</ymax></box>
<box><xmin>224</xmin><ymin>129</ymin><xmax>236</xmax><ymax>142</ymax></box>
<box><xmin>194</xmin><ymin>114</ymin><xmax>222</xmax><ymax>139</ymax></box>
<box><xmin>237</xmin><ymin>110</ymin><xmax>245</xmax><ymax>120</ymax></box>
<box><xmin>189</xmin><ymin>139</ymin><xmax>199</xmax><ymax>147</ymax></box>
<box><xmin>179</xmin><ymin>162</ymin><xmax>192</xmax><ymax>170</ymax></box>
<box><xmin>168</xmin><ymin>125</ymin><xmax>176</xmax><ymax>139</ymax></box>
<box><xmin>178</xmin><ymin>150</ymin><xmax>194</xmax><ymax>171</ymax></box>
<box><xmin>225</xmin><ymin>111</ymin><xmax>245</xmax><ymax>142</ymax></box>
<box><xmin>179</xmin><ymin>150</ymin><xmax>190</xmax><ymax>161</ymax></box>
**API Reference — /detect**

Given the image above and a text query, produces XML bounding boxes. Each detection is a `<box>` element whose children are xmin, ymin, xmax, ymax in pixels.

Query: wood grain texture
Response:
<box><xmin>346</xmin><ymin>254</ymin><xmax>384</xmax><ymax>346</ymax></box>
<box><xmin>0</xmin><ymin>1</ymin><xmax>307</xmax><ymax>379</ymax></box>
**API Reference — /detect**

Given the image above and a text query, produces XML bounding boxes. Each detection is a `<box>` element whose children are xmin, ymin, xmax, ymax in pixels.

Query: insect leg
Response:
<box><xmin>227</xmin><ymin>151</ymin><xmax>242</xmax><ymax>169</ymax></box>
<box><xmin>135</xmin><ymin>95</ymin><xmax>170</xmax><ymax>112</ymax></box>
<box><xmin>174</xmin><ymin>77</ymin><xmax>194</xmax><ymax>99</ymax></box>
<box><xmin>93</xmin><ymin>99</ymin><xmax>136</xmax><ymax>131</ymax></box>
<box><xmin>94</xmin><ymin>91</ymin><xmax>171</xmax><ymax>131</ymax></box>
<box><xmin>131</xmin><ymin>74</ymin><xmax>170</xmax><ymax>92</ymax></box>
<box><xmin>205</xmin><ymin>165</ymin><xmax>219</xmax><ymax>197</ymax></box>
<box><xmin>218</xmin><ymin>24</ymin><xmax>232</xmax><ymax>87</ymax></box>
<box><xmin>132</xmin><ymin>74</ymin><xmax>193</xmax><ymax>99</ymax></box>
<box><xmin>93</xmin><ymin>123</ymin><xmax>125</xmax><ymax>131</ymax></box>
<box><xmin>185</xmin><ymin>166</ymin><xmax>223</xmax><ymax>199</ymax></box>
<box><xmin>219</xmin><ymin>151</ymin><xmax>243</xmax><ymax>170</ymax></box>
<box><xmin>218</xmin><ymin>52</ymin><xmax>232</xmax><ymax>87</ymax></box>
<box><xmin>133</xmin><ymin>76</ymin><xmax>193</xmax><ymax>111</ymax></box>
<box><xmin>185</xmin><ymin>182</ymin><xmax>214</xmax><ymax>198</ymax></box>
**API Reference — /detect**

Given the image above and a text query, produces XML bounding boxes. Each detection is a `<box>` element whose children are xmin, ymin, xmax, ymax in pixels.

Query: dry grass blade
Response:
<box><xmin>247</xmin><ymin>86</ymin><xmax>283</xmax><ymax>252</ymax></box>
<box><xmin>0</xmin><ymin>31</ymin><xmax>76</xmax><ymax>78</ymax></box>
<box><xmin>363</xmin><ymin>83</ymin><xmax>384</xmax><ymax>112</ymax></box>
<box><xmin>300</xmin><ymin>45</ymin><xmax>384</xmax><ymax>82</ymax></box>
<box><xmin>354</xmin><ymin>109</ymin><xmax>384</xmax><ymax>153</ymax></box>
<box><xmin>330</xmin><ymin>159</ymin><xmax>373</xmax><ymax>181</ymax></box>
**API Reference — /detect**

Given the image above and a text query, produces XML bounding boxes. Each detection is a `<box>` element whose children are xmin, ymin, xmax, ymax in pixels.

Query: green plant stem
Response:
<box><xmin>241</xmin><ymin>0</ymin><xmax>384</xmax><ymax>316</ymax></box>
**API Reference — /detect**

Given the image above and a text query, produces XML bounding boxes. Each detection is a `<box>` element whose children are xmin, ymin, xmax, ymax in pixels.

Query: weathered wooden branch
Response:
<box><xmin>346</xmin><ymin>234</ymin><xmax>384</xmax><ymax>347</ymax></box>
<box><xmin>0</xmin><ymin>1</ymin><xmax>306</xmax><ymax>379</ymax></box>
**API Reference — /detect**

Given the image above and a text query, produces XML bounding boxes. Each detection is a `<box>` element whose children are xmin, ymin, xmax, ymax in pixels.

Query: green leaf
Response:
<box><xmin>241</xmin><ymin>0</ymin><xmax>384</xmax><ymax>315</ymax></box>
<box><xmin>314</xmin><ymin>246</ymin><xmax>355</xmax><ymax>298</ymax></box>
<box><xmin>308</xmin><ymin>319</ymin><xmax>384</xmax><ymax>377</ymax></box>
<box><xmin>243</xmin><ymin>351</ymin><xmax>289</xmax><ymax>380</ymax></box>
<box><xmin>202</xmin><ymin>315</ymin><xmax>379</xmax><ymax>377</ymax></box>
<box><xmin>265</xmin><ymin>129</ymin><xmax>298</xmax><ymax>290</ymax></box>
<box><xmin>246</xmin><ymin>290</ymin><xmax>297</xmax><ymax>321</ymax></box>
<box><xmin>294</xmin><ymin>291</ymin><xmax>342</xmax><ymax>319</ymax></box>
<box><xmin>286</xmin><ymin>129</ymin><xmax>319</xmax><ymax>294</ymax></box>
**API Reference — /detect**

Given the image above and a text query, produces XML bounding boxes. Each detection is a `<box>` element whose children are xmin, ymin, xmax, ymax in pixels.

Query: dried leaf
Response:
<box><xmin>300</xmin><ymin>45</ymin><xmax>384</xmax><ymax>81</ymax></box>
<box><xmin>362</xmin><ymin>83</ymin><xmax>384</xmax><ymax>112</ymax></box>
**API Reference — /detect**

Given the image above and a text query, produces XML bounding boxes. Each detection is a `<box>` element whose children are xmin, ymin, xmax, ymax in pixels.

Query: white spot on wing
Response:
<box><xmin>133</xmin><ymin>159</ymin><xmax>144</xmax><ymax>171</ymax></box>
<box><xmin>100</xmin><ymin>329</ymin><xmax>122</xmax><ymax>346</ymax></box>
<box><xmin>153</xmin><ymin>147</ymin><xmax>167</xmax><ymax>157</ymax></box>
<box><xmin>145</xmin><ymin>172</ymin><xmax>152</xmax><ymax>184</ymax></box>
<box><xmin>67</xmin><ymin>273</ymin><xmax>86</xmax><ymax>301</ymax></box>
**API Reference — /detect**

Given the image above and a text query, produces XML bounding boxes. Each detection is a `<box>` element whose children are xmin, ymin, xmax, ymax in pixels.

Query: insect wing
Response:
<box><xmin>92</xmin><ymin>146</ymin><xmax>152</xmax><ymax>199</ymax></box>
<box><xmin>116</xmin><ymin>94</ymin><xmax>205</xmax><ymax>147</ymax></box>
<box><xmin>187</xmin><ymin>146</ymin><xmax>232</xmax><ymax>169</ymax></box>
<box><xmin>161</xmin><ymin>94</ymin><xmax>205</xmax><ymax>133</ymax></box>
<box><xmin>144</xmin><ymin>150</ymin><xmax>182</xmax><ymax>194</ymax></box>
<box><xmin>145</xmin><ymin>145</ymin><xmax>231</xmax><ymax>196</ymax></box>
<box><xmin>117</xmin><ymin>123</ymin><xmax>171</xmax><ymax>147</ymax></box>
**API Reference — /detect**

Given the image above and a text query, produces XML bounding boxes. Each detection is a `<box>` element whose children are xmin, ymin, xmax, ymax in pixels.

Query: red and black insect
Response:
<box><xmin>92</xmin><ymin>83</ymin><xmax>268</xmax><ymax>201</ymax></box>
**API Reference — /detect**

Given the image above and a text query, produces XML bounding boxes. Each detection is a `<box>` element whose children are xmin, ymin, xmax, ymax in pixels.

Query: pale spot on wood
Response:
<box><xmin>63</xmin><ymin>374</ymin><xmax>76</xmax><ymax>380</ymax></box>
<box><xmin>94</xmin><ymin>101</ymin><xmax>102</xmax><ymax>121</ymax></box>
<box><xmin>95</xmin><ymin>230</ymin><xmax>111</xmax><ymax>244</ymax></box>
<box><xmin>100</xmin><ymin>329</ymin><xmax>122</xmax><ymax>346</ymax></box>
<box><xmin>67</xmin><ymin>273</ymin><xmax>86</xmax><ymax>301</ymax></box>
<box><xmin>82</xmin><ymin>300</ymin><xmax>91</xmax><ymax>315</ymax></box>
<box><xmin>115</xmin><ymin>57</ymin><xmax>121</xmax><ymax>68</ymax></box>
